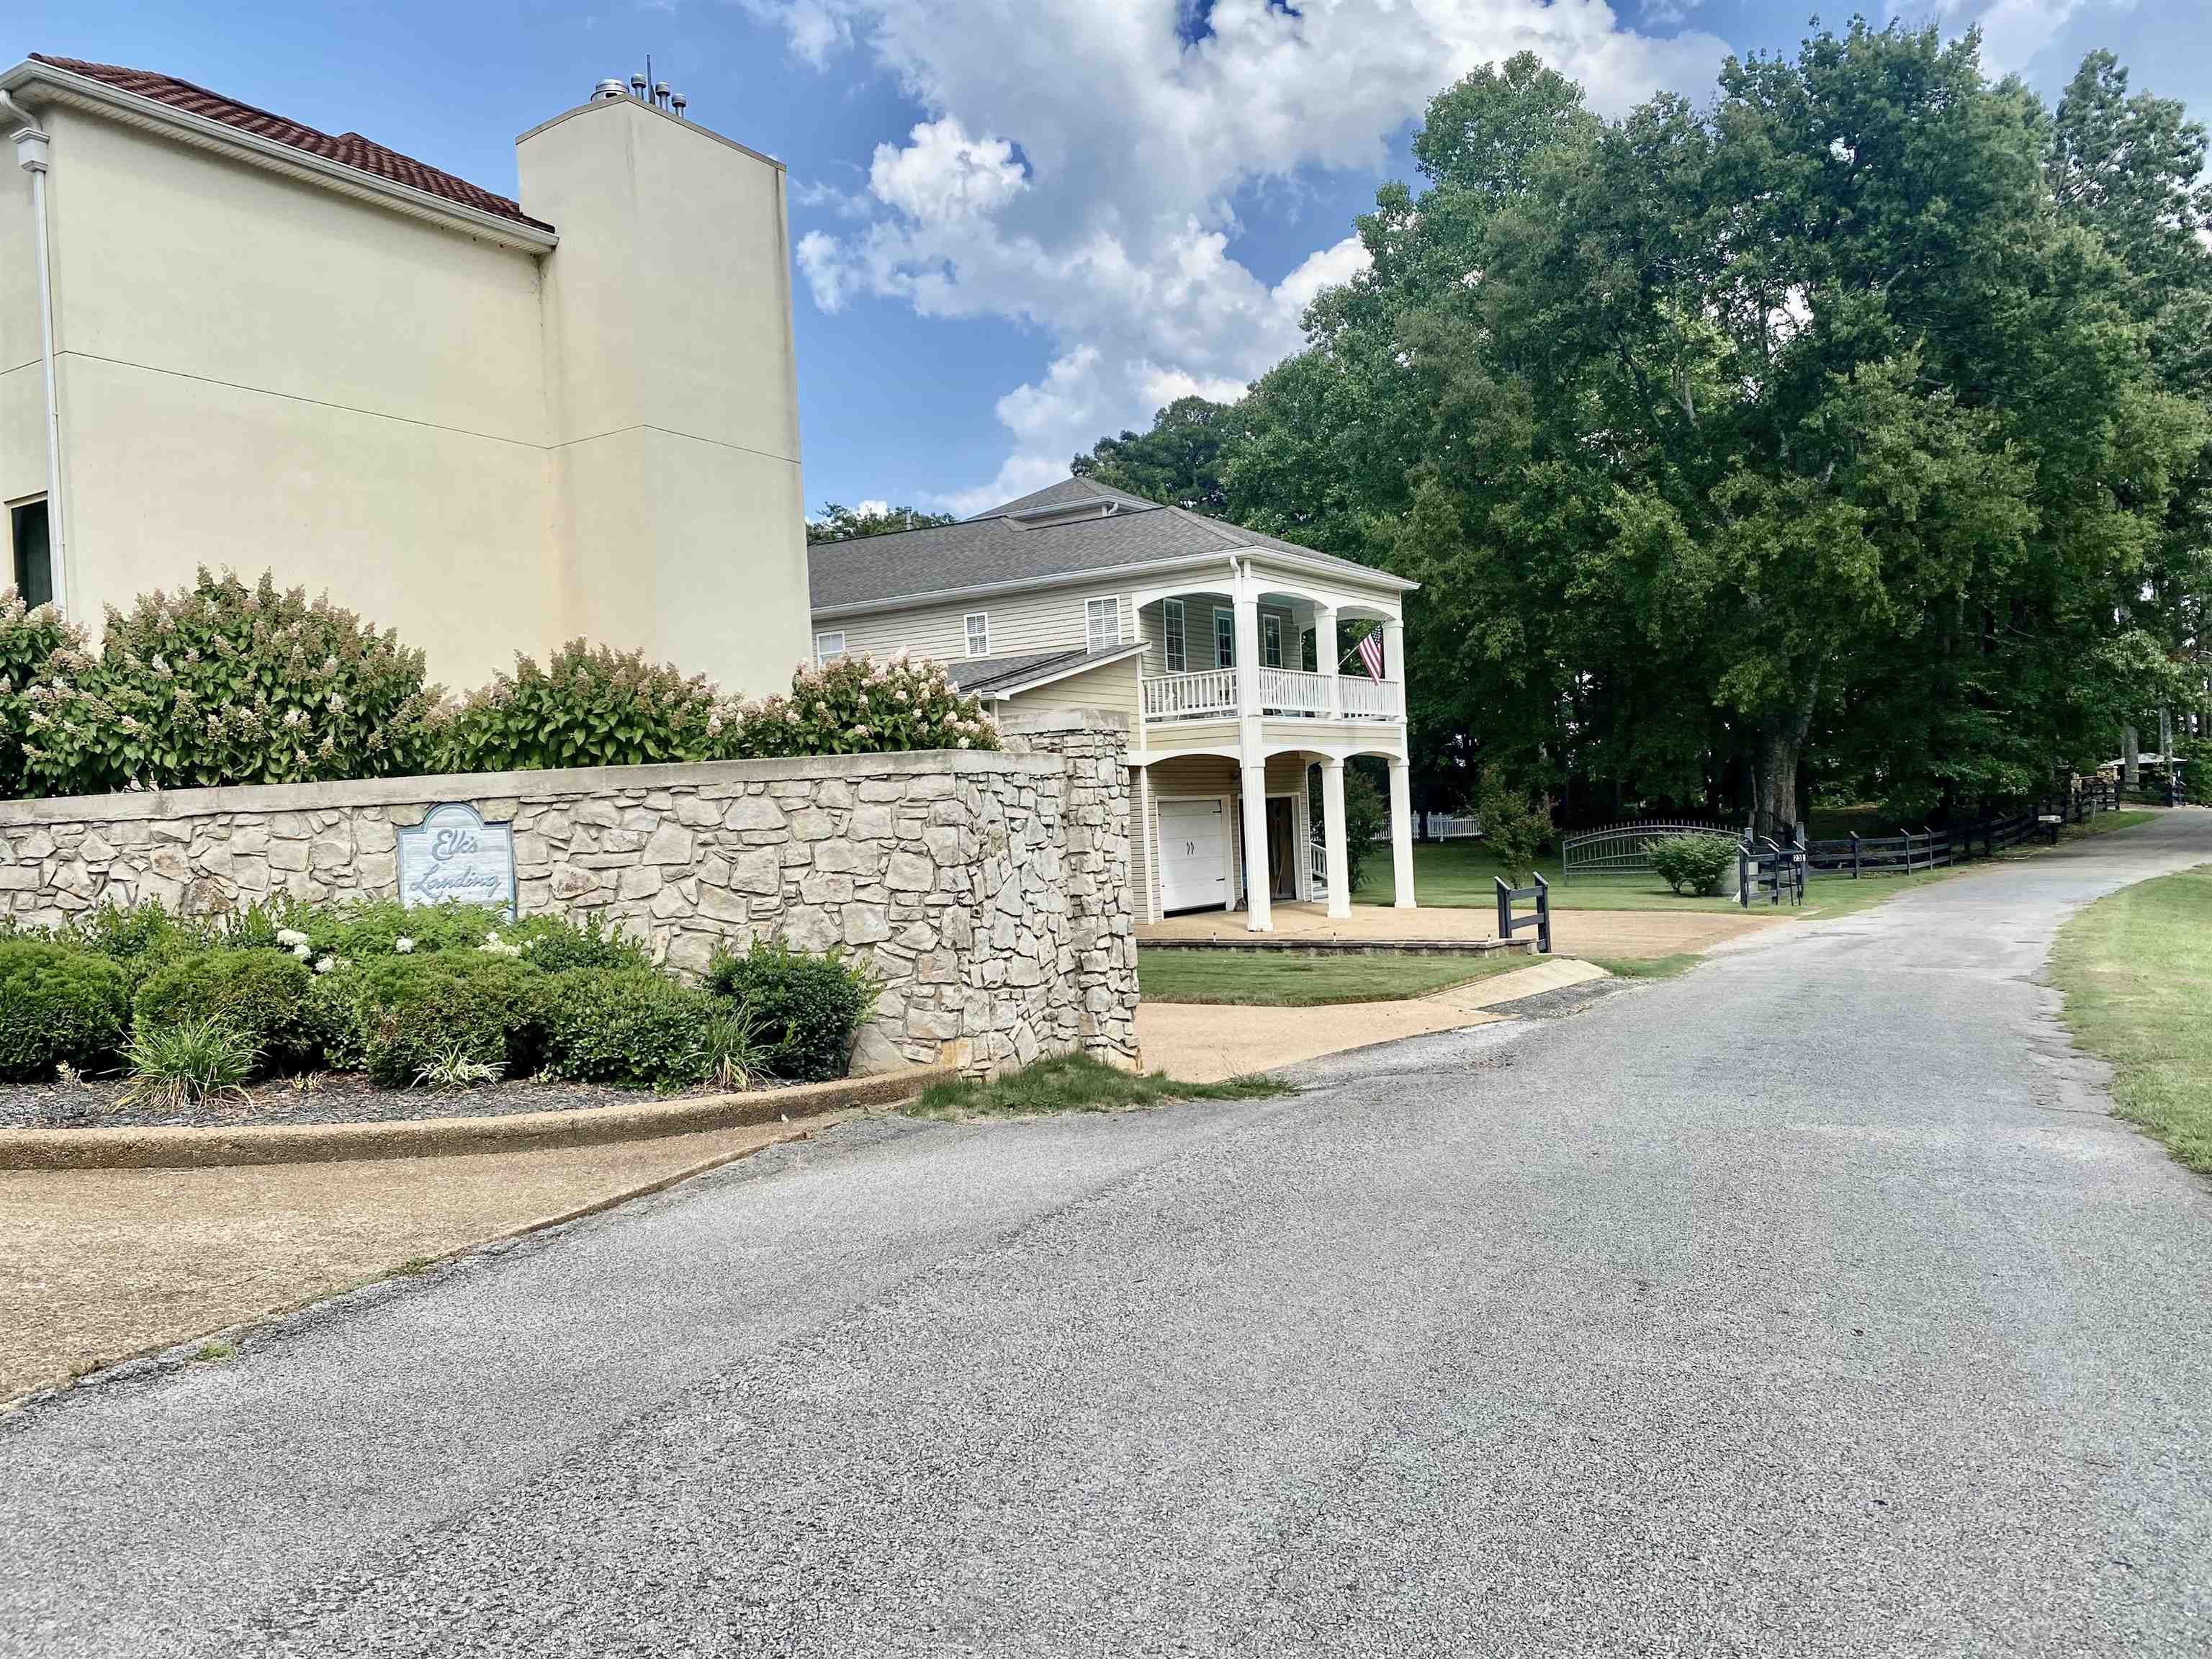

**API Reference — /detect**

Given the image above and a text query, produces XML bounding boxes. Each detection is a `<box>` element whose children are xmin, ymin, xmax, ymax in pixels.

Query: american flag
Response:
<box><xmin>1356</xmin><ymin>630</ymin><xmax>1387</xmax><ymax>683</ymax></box>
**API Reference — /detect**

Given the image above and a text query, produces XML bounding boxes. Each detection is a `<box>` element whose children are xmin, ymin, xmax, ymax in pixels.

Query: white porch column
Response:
<box><xmin>1239</xmin><ymin>758</ymin><xmax>1273</xmax><ymax>931</ymax></box>
<box><xmin>1233</xmin><ymin>568</ymin><xmax>1262</xmax><ymax>717</ymax></box>
<box><xmin>1317</xmin><ymin>605</ymin><xmax>1340</xmax><ymax>719</ymax></box>
<box><xmin>1321</xmin><ymin>756</ymin><xmax>1352</xmax><ymax>918</ymax></box>
<box><xmin>1382</xmin><ymin>619</ymin><xmax>1406</xmax><ymax>720</ymax></box>
<box><xmin>1388</xmin><ymin>755</ymin><xmax>1416</xmax><ymax>909</ymax></box>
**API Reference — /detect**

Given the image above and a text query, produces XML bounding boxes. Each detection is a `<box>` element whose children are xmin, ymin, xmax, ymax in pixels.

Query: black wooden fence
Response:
<box><xmin>1743</xmin><ymin>778</ymin><xmax>2136</xmax><ymax>904</ymax></box>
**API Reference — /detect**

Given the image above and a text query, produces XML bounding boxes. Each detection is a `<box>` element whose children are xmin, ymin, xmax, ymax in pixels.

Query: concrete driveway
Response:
<box><xmin>4</xmin><ymin>814</ymin><xmax>2210</xmax><ymax>1657</ymax></box>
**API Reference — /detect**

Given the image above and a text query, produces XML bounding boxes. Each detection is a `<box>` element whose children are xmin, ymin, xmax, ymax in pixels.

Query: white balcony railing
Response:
<box><xmin>1256</xmin><ymin>666</ymin><xmax>1330</xmax><ymax>715</ymax></box>
<box><xmin>1339</xmin><ymin>675</ymin><xmax>1399</xmax><ymax>720</ymax></box>
<box><xmin>1143</xmin><ymin>666</ymin><xmax>1238</xmax><ymax>721</ymax></box>
<box><xmin>1143</xmin><ymin>666</ymin><xmax>1403</xmax><ymax>723</ymax></box>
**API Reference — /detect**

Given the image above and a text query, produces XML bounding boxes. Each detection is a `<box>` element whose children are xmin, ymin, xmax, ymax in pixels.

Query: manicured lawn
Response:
<box><xmin>2049</xmin><ymin>862</ymin><xmax>2212</xmax><ymax>1175</ymax></box>
<box><xmin>906</xmin><ymin>1052</ymin><xmax>1290</xmax><ymax>1120</ymax></box>
<box><xmin>1352</xmin><ymin>842</ymin><xmax>1744</xmax><ymax>912</ymax></box>
<box><xmin>1138</xmin><ymin>948</ymin><xmax>1530</xmax><ymax>1007</ymax></box>
<box><xmin>1358</xmin><ymin>811</ymin><xmax>2162</xmax><ymax>921</ymax></box>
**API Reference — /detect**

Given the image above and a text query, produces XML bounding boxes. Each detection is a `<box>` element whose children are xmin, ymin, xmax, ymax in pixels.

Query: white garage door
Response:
<box><xmin>1157</xmin><ymin>799</ymin><xmax>1229</xmax><ymax>913</ymax></box>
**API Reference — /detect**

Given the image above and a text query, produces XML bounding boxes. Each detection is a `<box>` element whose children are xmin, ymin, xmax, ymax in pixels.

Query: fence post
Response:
<box><xmin>1849</xmin><ymin>832</ymin><xmax>1861</xmax><ymax>878</ymax></box>
<box><xmin>1495</xmin><ymin>876</ymin><xmax>1511</xmax><ymax>943</ymax></box>
<box><xmin>1534</xmin><ymin>872</ymin><xmax>1551</xmax><ymax>954</ymax></box>
<box><xmin>1737</xmin><ymin>842</ymin><xmax>1750</xmax><ymax>909</ymax></box>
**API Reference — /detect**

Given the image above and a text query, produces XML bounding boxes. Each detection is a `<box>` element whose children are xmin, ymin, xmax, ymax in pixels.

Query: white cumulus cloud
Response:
<box><xmin>767</xmin><ymin>0</ymin><xmax>1733</xmax><ymax>509</ymax></box>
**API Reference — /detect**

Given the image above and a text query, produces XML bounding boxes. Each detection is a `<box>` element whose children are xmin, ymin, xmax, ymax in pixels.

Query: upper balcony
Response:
<box><xmin>1142</xmin><ymin>665</ymin><xmax>1401</xmax><ymax>724</ymax></box>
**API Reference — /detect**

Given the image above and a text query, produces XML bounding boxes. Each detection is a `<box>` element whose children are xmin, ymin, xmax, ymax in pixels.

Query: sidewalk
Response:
<box><xmin>1136</xmin><ymin>957</ymin><xmax>1611</xmax><ymax>1083</ymax></box>
<box><xmin>0</xmin><ymin>1114</ymin><xmax>858</xmax><ymax>1405</ymax></box>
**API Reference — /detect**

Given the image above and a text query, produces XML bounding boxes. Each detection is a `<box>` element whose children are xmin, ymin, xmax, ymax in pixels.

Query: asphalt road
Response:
<box><xmin>6</xmin><ymin>814</ymin><xmax>2211</xmax><ymax>1657</ymax></box>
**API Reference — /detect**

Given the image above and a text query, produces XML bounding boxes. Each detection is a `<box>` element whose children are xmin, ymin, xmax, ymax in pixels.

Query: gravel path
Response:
<box><xmin>4</xmin><ymin>813</ymin><xmax>2210</xmax><ymax>1657</ymax></box>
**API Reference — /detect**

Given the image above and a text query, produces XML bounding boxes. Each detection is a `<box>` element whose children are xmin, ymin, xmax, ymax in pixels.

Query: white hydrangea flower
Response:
<box><xmin>291</xmin><ymin>943</ymin><xmax>312</xmax><ymax>960</ymax></box>
<box><xmin>395</xmin><ymin>936</ymin><xmax>415</xmax><ymax>954</ymax></box>
<box><xmin>314</xmin><ymin>955</ymin><xmax>336</xmax><ymax>974</ymax></box>
<box><xmin>277</xmin><ymin>927</ymin><xmax>309</xmax><ymax>948</ymax></box>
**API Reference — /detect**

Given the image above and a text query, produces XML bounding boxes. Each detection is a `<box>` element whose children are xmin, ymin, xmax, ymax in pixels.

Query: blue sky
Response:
<box><xmin>18</xmin><ymin>1</ymin><xmax>2210</xmax><ymax>517</ymax></box>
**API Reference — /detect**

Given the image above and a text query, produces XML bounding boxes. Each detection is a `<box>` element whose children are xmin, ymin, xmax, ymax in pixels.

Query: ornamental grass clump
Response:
<box><xmin>132</xmin><ymin>950</ymin><xmax>323</xmax><ymax>1074</ymax></box>
<box><xmin>13</xmin><ymin>569</ymin><xmax>438</xmax><ymax>797</ymax></box>
<box><xmin>120</xmin><ymin>1017</ymin><xmax>259</xmax><ymax>1112</ymax></box>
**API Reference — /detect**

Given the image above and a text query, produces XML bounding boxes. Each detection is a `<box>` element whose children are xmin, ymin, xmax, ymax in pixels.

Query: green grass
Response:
<box><xmin>1359</xmin><ymin>811</ymin><xmax>2164</xmax><ymax>921</ymax></box>
<box><xmin>1352</xmin><ymin>842</ymin><xmax>1745</xmax><ymax>912</ymax></box>
<box><xmin>190</xmin><ymin>1340</ymin><xmax>237</xmax><ymax>1364</ymax></box>
<box><xmin>906</xmin><ymin>1052</ymin><xmax>1290</xmax><ymax>1121</ymax></box>
<box><xmin>2049</xmin><ymin>861</ymin><xmax>2212</xmax><ymax>1175</ymax></box>
<box><xmin>1138</xmin><ymin>948</ymin><xmax>1529</xmax><ymax>1006</ymax></box>
<box><xmin>1583</xmin><ymin>953</ymin><xmax>1703</xmax><ymax>980</ymax></box>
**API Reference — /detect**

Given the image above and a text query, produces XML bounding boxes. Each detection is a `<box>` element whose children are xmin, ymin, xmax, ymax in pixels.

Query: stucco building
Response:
<box><xmin>0</xmin><ymin>55</ymin><xmax>809</xmax><ymax>693</ymax></box>
<box><xmin>809</xmin><ymin>476</ymin><xmax>1420</xmax><ymax>930</ymax></box>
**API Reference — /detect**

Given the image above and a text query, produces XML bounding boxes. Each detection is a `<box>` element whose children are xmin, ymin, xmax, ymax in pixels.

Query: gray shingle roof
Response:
<box><xmin>811</xmin><ymin>480</ymin><xmax>1408</xmax><ymax>611</ymax></box>
<box><xmin>946</xmin><ymin>642</ymin><xmax>1140</xmax><ymax>696</ymax></box>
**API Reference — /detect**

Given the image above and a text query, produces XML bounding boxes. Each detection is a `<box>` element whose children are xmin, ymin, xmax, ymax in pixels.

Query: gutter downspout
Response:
<box><xmin>1</xmin><ymin>90</ymin><xmax>67</xmax><ymax>616</ymax></box>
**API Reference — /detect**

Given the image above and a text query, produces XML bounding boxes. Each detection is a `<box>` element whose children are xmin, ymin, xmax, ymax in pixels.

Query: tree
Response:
<box><xmin>1217</xmin><ymin>30</ymin><xmax>2204</xmax><ymax>830</ymax></box>
<box><xmin>806</xmin><ymin>503</ymin><xmax>956</xmax><ymax>545</ymax></box>
<box><xmin>1071</xmin><ymin>396</ymin><xmax>1241</xmax><ymax>513</ymax></box>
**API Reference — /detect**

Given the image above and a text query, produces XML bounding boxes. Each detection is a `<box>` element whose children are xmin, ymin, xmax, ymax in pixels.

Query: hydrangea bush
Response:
<box><xmin>0</xmin><ymin>588</ymin><xmax>84</xmax><ymax>798</ymax></box>
<box><xmin>1</xmin><ymin>571</ymin><xmax>997</xmax><ymax>799</ymax></box>
<box><xmin>12</xmin><ymin>570</ymin><xmax>437</xmax><ymax>796</ymax></box>
<box><xmin>427</xmin><ymin>639</ymin><xmax>724</xmax><ymax>774</ymax></box>
<box><xmin>714</xmin><ymin>652</ymin><xmax>998</xmax><ymax>759</ymax></box>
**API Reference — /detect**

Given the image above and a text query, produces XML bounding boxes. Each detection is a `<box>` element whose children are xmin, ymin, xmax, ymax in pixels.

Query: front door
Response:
<box><xmin>1265</xmin><ymin>797</ymin><xmax>1297</xmax><ymax>900</ymax></box>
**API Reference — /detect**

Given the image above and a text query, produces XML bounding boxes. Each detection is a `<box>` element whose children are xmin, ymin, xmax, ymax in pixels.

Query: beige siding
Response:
<box><xmin>832</xmin><ymin>580</ymin><xmax>1136</xmax><ymax>665</ymax></box>
<box><xmin>1005</xmin><ymin>655</ymin><xmax>1140</xmax><ymax>719</ymax></box>
<box><xmin>1129</xmin><ymin>765</ymin><xmax>1155</xmax><ymax>925</ymax></box>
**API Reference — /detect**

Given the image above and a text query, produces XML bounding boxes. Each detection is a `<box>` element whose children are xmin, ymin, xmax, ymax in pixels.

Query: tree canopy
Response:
<box><xmin>1083</xmin><ymin>26</ymin><xmax>2212</xmax><ymax>829</ymax></box>
<box><xmin>806</xmin><ymin>503</ymin><xmax>957</xmax><ymax>545</ymax></box>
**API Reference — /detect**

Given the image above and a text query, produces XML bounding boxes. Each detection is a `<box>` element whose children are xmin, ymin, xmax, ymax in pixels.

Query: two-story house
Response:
<box><xmin>807</xmin><ymin>477</ymin><xmax>1419</xmax><ymax>930</ymax></box>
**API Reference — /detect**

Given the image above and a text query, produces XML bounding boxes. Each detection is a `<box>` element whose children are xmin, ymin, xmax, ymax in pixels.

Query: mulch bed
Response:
<box><xmin>0</xmin><ymin>1072</ymin><xmax>781</xmax><ymax>1133</ymax></box>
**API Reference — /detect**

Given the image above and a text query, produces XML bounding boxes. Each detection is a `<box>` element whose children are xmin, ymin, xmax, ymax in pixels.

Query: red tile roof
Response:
<box><xmin>29</xmin><ymin>54</ymin><xmax>554</xmax><ymax>233</ymax></box>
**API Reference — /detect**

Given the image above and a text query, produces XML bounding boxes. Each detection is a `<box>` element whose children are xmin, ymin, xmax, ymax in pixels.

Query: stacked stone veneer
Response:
<box><xmin>0</xmin><ymin>716</ymin><xmax>1139</xmax><ymax>1077</ymax></box>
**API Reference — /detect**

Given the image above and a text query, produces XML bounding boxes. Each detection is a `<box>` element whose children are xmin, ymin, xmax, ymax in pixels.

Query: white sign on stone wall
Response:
<box><xmin>396</xmin><ymin>803</ymin><xmax>516</xmax><ymax>915</ymax></box>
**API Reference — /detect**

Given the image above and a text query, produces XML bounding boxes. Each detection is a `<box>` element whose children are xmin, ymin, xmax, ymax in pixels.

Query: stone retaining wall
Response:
<box><xmin>0</xmin><ymin>720</ymin><xmax>1138</xmax><ymax>1077</ymax></box>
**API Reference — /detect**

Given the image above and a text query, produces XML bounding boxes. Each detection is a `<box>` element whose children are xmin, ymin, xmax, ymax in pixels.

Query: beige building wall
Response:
<box><xmin>3</xmin><ymin>85</ymin><xmax>808</xmax><ymax>696</ymax></box>
<box><xmin>523</xmin><ymin>97</ymin><xmax>808</xmax><ymax>695</ymax></box>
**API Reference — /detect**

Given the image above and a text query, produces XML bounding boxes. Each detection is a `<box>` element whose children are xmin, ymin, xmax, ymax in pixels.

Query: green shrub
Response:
<box><xmin>716</xmin><ymin>652</ymin><xmax>998</xmax><ymax>758</ymax></box>
<box><xmin>15</xmin><ymin>569</ymin><xmax>437</xmax><ymax>797</ymax></box>
<box><xmin>428</xmin><ymin>639</ymin><xmax>724</xmax><ymax>774</ymax></box>
<box><xmin>335</xmin><ymin>954</ymin><xmax>552</xmax><ymax>1088</ymax></box>
<box><xmin>0</xmin><ymin>587</ymin><xmax>81</xmax><ymax>798</ymax></box>
<box><xmin>0</xmin><ymin>938</ymin><xmax>131</xmax><ymax>1080</ymax></box>
<box><xmin>121</xmin><ymin>1017</ymin><xmax>258</xmax><ymax>1110</ymax></box>
<box><xmin>66</xmin><ymin>898</ymin><xmax>222</xmax><ymax>988</ymax></box>
<box><xmin>508</xmin><ymin>912</ymin><xmax>652</xmax><ymax>974</ymax></box>
<box><xmin>705</xmin><ymin>937</ymin><xmax>881</xmax><ymax>1083</ymax></box>
<box><xmin>1473</xmin><ymin>765</ymin><xmax>1552</xmax><ymax>885</ymax></box>
<box><xmin>134</xmin><ymin>950</ymin><xmax>321</xmax><ymax>1071</ymax></box>
<box><xmin>1647</xmin><ymin>833</ymin><xmax>1741</xmax><ymax>896</ymax></box>
<box><xmin>540</xmin><ymin>967</ymin><xmax>717</xmax><ymax>1088</ymax></box>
